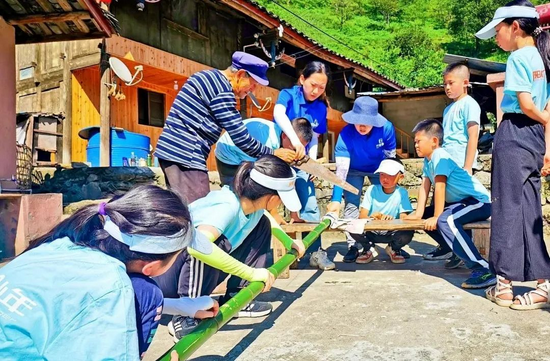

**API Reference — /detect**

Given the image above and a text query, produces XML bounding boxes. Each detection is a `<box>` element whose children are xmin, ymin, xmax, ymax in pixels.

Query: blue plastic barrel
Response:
<box><xmin>83</xmin><ymin>127</ymin><xmax>150</xmax><ymax>167</ymax></box>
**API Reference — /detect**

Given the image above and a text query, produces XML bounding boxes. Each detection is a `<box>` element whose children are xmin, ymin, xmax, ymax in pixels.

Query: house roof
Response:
<box><xmin>220</xmin><ymin>0</ymin><xmax>403</xmax><ymax>90</ymax></box>
<box><xmin>443</xmin><ymin>54</ymin><xmax>506</xmax><ymax>76</ymax></box>
<box><xmin>0</xmin><ymin>0</ymin><xmax>118</xmax><ymax>44</ymax></box>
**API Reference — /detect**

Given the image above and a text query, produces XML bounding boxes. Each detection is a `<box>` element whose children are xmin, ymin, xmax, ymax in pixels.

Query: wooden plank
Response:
<box><xmin>99</xmin><ymin>60</ymin><xmax>111</xmax><ymax>166</ymax></box>
<box><xmin>281</xmin><ymin>219</ymin><xmax>491</xmax><ymax>233</ymax></box>
<box><xmin>34</xmin><ymin>129</ymin><xmax>63</xmax><ymax>136</ymax></box>
<box><xmin>6</xmin><ymin>12</ymin><xmax>91</xmax><ymax>25</ymax></box>
<box><xmin>271</xmin><ymin>234</ymin><xmax>290</xmax><ymax>279</ymax></box>
<box><xmin>62</xmin><ymin>42</ymin><xmax>72</xmax><ymax>164</ymax></box>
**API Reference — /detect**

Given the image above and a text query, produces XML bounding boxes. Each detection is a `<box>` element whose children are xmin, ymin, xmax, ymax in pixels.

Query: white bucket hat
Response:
<box><xmin>476</xmin><ymin>6</ymin><xmax>539</xmax><ymax>40</ymax></box>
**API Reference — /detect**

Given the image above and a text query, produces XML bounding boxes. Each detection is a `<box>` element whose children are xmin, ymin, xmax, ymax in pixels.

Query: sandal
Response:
<box><xmin>510</xmin><ymin>280</ymin><xmax>550</xmax><ymax>311</ymax></box>
<box><xmin>485</xmin><ymin>275</ymin><xmax>513</xmax><ymax>307</ymax></box>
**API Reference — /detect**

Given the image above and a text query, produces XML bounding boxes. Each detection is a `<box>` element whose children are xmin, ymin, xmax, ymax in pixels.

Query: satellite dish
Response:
<box><xmin>108</xmin><ymin>57</ymin><xmax>143</xmax><ymax>86</ymax></box>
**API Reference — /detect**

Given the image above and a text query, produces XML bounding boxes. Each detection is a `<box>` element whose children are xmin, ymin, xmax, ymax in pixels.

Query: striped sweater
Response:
<box><xmin>154</xmin><ymin>69</ymin><xmax>273</xmax><ymax>171</ymax></box>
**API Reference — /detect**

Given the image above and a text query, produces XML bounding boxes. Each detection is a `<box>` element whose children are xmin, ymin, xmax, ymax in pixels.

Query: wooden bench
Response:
<box><xmin>272</xmin><ymin>219</ymin><xmax>491</xmax><ymax>279</ymax></box>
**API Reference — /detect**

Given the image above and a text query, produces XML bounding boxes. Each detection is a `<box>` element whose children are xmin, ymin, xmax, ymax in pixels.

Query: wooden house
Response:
<box><xmin>14</xmin><ymin>0</ymin><xmax>403</xmax><ymax>169</ymax></box>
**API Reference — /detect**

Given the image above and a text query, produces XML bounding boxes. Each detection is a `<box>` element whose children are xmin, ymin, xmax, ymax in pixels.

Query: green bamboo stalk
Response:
<box><xmin>158</xmin><ymin>219</ymin><xmax>332</xmax><ymax>361</ymax></box>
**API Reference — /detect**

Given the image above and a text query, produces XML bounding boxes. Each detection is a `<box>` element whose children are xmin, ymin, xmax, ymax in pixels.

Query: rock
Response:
<box><xmin>82</xmin><ymin>182</ymin><xmax>102</xmax><ymax>200</ymax></box>
<box><xmin>473</xmin><ymin>171</ymin><xmax>491</xmax><ymax>188</ymax></box>
<box><xmin>86</xmin><ymin>174</ymin><xmax>99</xmax><ymax>183</ymax></box>
<box><xmin>63</xmin><ymin>198</ymin><xmax>109</xmax><ymax>215</ymax></box>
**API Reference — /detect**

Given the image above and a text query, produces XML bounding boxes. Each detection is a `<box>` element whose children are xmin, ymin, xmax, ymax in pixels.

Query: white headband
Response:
<box><xmin>250</xmin><ymin>168</ymin><xmax>297</xmax><ymax>190</ymax></box>
<box><xmin>103</xmin><ymin>216</ymin><xmax>192</xmax><ymax>254</ymax></box>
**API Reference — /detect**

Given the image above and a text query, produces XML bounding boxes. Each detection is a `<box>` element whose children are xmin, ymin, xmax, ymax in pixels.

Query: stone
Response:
<box><xmin>82</xmin><ymin>182</ymin><xmax>102</xmax><ymax>200</ymax></box>
<box><xmin>473</xmin><ymin>171</ymin><xmax>491</xmax><ymax>188</ymax></box>
<box><xmin>86</xmin><ymin>174</ymin><xmax>99</xmax><ymax>183</ymax></box>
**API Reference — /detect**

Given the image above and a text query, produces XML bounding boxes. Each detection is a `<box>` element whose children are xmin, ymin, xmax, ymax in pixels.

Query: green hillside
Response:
<box><xmin>254</xmin><ymin>0</ymin><xmax>546</xmax><ymax>88</ymax></box>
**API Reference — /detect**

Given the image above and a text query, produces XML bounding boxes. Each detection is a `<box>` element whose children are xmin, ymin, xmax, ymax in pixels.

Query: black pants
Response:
<box><xmin>490</xmin><ymin>113</ymin><xmax>550</xmax><ymax>281</ymax></box>
<box><xmin>159</xmin><ymin>158</ymin><xmax>210</xmax><ymax>205</ymax></box>
<box><xmin>154</xmin><ymin>215</ymin><xmax>272</xmax><ymax>298</ymax></box>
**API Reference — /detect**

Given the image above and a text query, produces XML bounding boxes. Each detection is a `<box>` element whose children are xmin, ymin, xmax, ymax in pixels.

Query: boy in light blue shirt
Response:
<box><xmin>215</xmin><ymin>117</ymin><xmax>312</xmax><ymax>187</ymax></box>
<box><xmin>350</xmin><ymin>158</ymin><xmax>414</xmax><ymax>264</ymax></box>
<box><xmin>442</xmin><ymin>63</ymin><xmax>481</xmax><ymax>173</ymax></box>
<box><xmin>405</xmin><ymin>119</ymin><xmax>495</xmax><ymax>290</ymax></box>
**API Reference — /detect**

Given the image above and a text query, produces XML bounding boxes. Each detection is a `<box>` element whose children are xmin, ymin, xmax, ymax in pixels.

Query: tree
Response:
<box><xmin>370</xmin><ymin>0</ymin><xmax>399</xmax><ymax>24</ymax></box>
<box><xmin>330</xmin><ymin>0</ymin><xmax>362</xmax><ymax>29</ymax></box>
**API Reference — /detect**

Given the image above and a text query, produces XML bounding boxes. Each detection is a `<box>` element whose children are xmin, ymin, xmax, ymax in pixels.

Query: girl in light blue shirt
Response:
<box><xmin>0</xmin><ymin>185</ymin><xmax>197</xmax><ymax>360</ymax></box>
<box><xmin>476</xmin><ymin>0</ymin><xmax>550</xmax><ymax>310</ymax></box>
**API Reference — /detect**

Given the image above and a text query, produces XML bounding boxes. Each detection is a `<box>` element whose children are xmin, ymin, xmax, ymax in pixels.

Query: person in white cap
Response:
<box><xmin>348</xmin><ymin>158</ymin><xmax>414</xmax><ymax>264</ymax></box>
<box><xmin>153</xmin><ymin>155</ymin><xmax>306</xmax><ymax>342</ymax></box>
<box><xmin>475</xmin><ymin>0</ymin><xmax>550</xmax><ymax>310</ymax></box>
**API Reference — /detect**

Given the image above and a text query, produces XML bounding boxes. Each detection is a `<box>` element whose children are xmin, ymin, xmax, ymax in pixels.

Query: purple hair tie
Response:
<box><xmin>98</xmin><ymin>202</ymin><xmax>107</xmax><ymax>216</ymax></box>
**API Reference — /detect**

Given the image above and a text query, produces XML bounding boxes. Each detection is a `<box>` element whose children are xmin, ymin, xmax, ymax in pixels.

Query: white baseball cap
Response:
<box><xmin>374</xmin><ymin>159</ymin><xmax>405</xmax><ymax>176</ymax></box>
<box><xmin>250</xmin><ymin>168</ymin><xmax>301</xmax><ymax>212</ymax></box>
<box><xmin>476</xmin><ymin>6</ymin><xmax>539</xmax><ymax>40</ymax></box>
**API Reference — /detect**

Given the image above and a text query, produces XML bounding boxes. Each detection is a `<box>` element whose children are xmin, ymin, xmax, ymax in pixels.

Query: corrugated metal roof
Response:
<box><xmin>443</xmin><ymin>54</ymin><xmax>506</xmax><ymax>76</ymax></box>
<box><xmin>0</xmin><ymin>0</ymin><xmax>118</xmax><ymax>44</ymax></box>
<box><xmin>231</xmin><ymin>0</ymin><xmax>404</xmax><ymax>90</ymax></box>
<box><xmin>359</xmin><ymin>86</ymin><xmax>445</xmax><ymax>99</ymax></box>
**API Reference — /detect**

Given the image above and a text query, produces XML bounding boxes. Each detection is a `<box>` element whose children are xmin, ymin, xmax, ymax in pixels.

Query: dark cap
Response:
<box><xmin>231</xmin><ymin>51</ymin><xmax>269</xmax><ymax>86</ymax></box>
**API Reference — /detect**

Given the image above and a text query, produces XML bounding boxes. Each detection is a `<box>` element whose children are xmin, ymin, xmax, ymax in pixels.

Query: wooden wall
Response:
<box><xmin>71</xmin><ymin>65</ymin><xmax>343</xmax><ymax>168</ymax></box>
<box><xmin>71</xmin><ymin>66</ymin><xmax>177</xmax><ymax>163</ymax></box>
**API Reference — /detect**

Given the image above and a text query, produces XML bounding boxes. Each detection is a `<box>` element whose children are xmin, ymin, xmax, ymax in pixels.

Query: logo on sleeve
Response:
<box><xmin>376</xmin><ymin>138</ymin><xmax>385</xmax><ymax>149</ymax></box>
<box><xmin>533</xmin><ymin>70</ymin><xmax>545</xmax><ymax>80</ymax></box>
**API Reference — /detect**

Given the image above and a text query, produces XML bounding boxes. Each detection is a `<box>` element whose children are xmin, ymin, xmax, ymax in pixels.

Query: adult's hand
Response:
<box><xmin>326</xmin><ymin>201</ymin><xmax>341</xmax><ymax>214</ymax></box>
<box><xmin>292</xmin><ymin>142</ymin><xmax>306</xmax><ymax>160</ymax></box>
<box><xmin>542</xmin><ymin>153</ymin><xmax>550</xmax><ymax>176</ymax></box>
<box><xmin>274</xmin><ymin>148</ymin><xmax>297</xmax><ymax>163</ymax></box>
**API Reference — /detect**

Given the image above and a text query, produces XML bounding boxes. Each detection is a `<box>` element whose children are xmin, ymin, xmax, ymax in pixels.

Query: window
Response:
<box><xmin>138</xmin><ymin>88</ymin><xmax>165</xmax><ymax>127</ymax></box>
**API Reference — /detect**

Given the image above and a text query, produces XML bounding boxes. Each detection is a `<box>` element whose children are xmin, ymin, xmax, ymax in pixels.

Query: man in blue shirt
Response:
<box><xmin>326</xmin><ymin>96</ymin><xmax>397</xmax><ymax>263</ymax></box>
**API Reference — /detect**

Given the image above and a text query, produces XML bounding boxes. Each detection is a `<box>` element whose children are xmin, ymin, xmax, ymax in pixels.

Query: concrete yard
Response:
<box><xmin>145</xmin><ymin>233</ymin><xmax>550</xmax><ymax>361</ymax></box>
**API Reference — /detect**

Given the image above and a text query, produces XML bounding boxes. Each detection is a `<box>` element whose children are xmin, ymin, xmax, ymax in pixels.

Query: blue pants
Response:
<box><xmin>424</xmin><ymin>198</ymin><xmax>491</xmax><ymax>270</ymax></box>
<box><xmin>343</xmin><ymin>169</ymin><xmax>380</xmax><ymax>248</ymax></box>
<box><xmin>130</xmin><ymin>274</ymin><xmax>164</xmax><ymax>358</ymax></box>
<box><xmin>490</xmin><ymin>114</ymin><xmax>550</xmax><ymax>281</ymax></box>
<box><xmin>294</xmin><ymin>169</ymin><xmax>323</xmax><ymax>251</ymax></box>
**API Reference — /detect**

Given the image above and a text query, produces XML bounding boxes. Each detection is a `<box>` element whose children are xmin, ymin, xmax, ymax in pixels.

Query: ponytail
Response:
<box><xmin>536</xmin><ymin>31</ymin><xmax>550</xmax><ymax>82</ymax></box>
<box><xmin>503</xmin><ymin>0</ymin><xmax>550</xmax><ymax>81</ymax></box>
<box><xmin>232</xmin><ymin>155</ymin><xmax>294</xmax><ymax>201</ymax></box>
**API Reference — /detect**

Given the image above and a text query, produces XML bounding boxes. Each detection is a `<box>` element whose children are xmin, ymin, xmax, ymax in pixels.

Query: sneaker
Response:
<box><xmin>423</xmin><ymin>246</ymin><xmax>452</xmax><ymax>261</ymax></box>
<box><xmin>167</xmin><ymin>315</ymin><xmax>198</xmax><ymax>343</ymax></box>
<box><xmin>397</xmin><ymin>249</ymin><xmax>411</xmax><ymax>259</ymax></box>
<box><xmin>385</xmin><ymin>245</ymin><xmax>405</xmax><ymax>264</ymax></box>
<box><xmin>237</xmin><ymin>300</ymin><xmax>273</xmax><ymax>318</ymax></box>
<box><xmin>356</xmin><ymin>249</ymin><xmax>375</xmax><ymax>264</ymax></box>
<box><xmin>445</xmin><ymin>254</ymin><xmax>465</xmax><ymax>269</ymax></box>
<box><xmin>461</xmin><ymin>269</ymin><xmax>497</xmax><ymax>289</ymax></box>
<box><xmin>343</xmin><ymin>246</ymin><xmax>359</xmax><ymax>263</ymax></box>
<box><xmin>310</xmin><ymin>250</ymin><xmax>336</xmax><ymax>270</ymax></box>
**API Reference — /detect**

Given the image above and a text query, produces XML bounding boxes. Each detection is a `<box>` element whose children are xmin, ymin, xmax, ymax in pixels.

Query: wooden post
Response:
<box><xmin>487</xmin><ymin>72</ymin><xmax>505</xmax><ymax>127</ymax></box>
<box><xmin>271</xmin><ymin>233</ymin><xmax>290</xmax><ymax>279</ymax></box>
<box><xmin>322</xmin><ymin>133</ymin><xmax>329</xmax><ymax>160</ymax></box>
<box><xmin>473</xmin><ymin>228</ymin><xmax>491</xmax><ymax>259</ymax></box>
<box><xmin>61</xmin><ymin>42</ymin><xmax>72</xmax><ymax>165</ymax></box>
<box><xmin>99</xmin><ymin>42</ymin><xmax>110</xmax><ymax>166</ymax></box>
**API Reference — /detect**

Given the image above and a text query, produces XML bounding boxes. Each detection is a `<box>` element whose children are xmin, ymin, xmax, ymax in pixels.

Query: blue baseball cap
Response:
<box><xmin>232</xmin><ymin>51</ymin><xmax>269</xmax><ymax>86</ymax></box>
<box><xmin>342</xmin><ymin>96</ymin><xmax>387</xmax><ymax>127</ymax></box>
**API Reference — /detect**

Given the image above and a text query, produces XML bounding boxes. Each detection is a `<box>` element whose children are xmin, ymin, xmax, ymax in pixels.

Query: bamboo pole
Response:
<box><xmin>158</xmin><ymin>218</ymin><xmax>332</xmax><ymax>361</ymax></box>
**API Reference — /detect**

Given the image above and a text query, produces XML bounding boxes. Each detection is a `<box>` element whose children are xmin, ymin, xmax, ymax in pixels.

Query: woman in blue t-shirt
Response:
<box><xmin>327</xmin><ymin>96</ymin><xmax>397</xmax><ymax>263</ymax></box>
<box><xmin>476</xmin><ymin>0</ymin><xmax>550</xmax><ymax>310</ymax></box>
<box><xmin>273</xmin><ymin>61</ymin><xmax>335</xmax><ymax>270</ymax></box>
<box><xmin>0</xmin><ymin>185</ymin><xmax>197</xmax><ymax>360</ymax></box>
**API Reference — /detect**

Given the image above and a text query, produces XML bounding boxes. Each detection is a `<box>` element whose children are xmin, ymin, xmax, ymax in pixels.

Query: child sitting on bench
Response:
<box><xmin>405</xmin><ymin>119</ymin><xmax>495</xmax><ymax>289</ymax></box>
<box><xmin>350</xmin><ymin>158</ymin><xmax>414</xmax><ymax>264</ymax></box>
